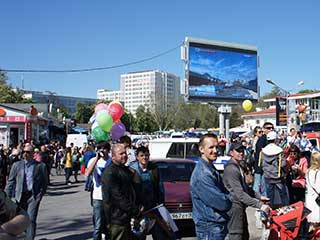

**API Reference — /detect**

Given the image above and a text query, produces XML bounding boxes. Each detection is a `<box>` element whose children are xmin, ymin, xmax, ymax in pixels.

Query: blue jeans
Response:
<box><xmin>195</xmin><ymin>222</ymin><xmax>228</xmax><ymax>240</ymax></box>
<box><xmin>253</xmin><ymin>173</ymin><xmax>267</xmax><ymax>197</ymax></box>
<box><xmin>92</xmin><ymin>199</ymin><xmax>107</xmax><ymax>240</ymax></box>
<box><xmin>65</xmin><ymin>168</ymin><xmax>72</xmax><ymax>183</ymax></box>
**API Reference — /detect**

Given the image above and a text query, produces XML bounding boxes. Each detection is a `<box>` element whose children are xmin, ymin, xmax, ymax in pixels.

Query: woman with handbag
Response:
<box><xmin>305</xmin><ymin>152</ymin><xmax>320</xmax><ymax>229</ymax></box>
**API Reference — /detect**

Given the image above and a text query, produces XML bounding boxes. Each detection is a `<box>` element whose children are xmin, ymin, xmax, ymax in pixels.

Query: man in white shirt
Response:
<box><xmin>119</xmin><ymin>136</ymin><xmax>136</xmax><ymax>166</ymax></box>
<box><xmin>85</xmin><ymin>141</ymin><xmax>112</xmax><ymax>240</ymax></box>
<box><xmin>287</xmin><ymin>128</ymin><xmax>300</xmax><ymax>147</ymax></box>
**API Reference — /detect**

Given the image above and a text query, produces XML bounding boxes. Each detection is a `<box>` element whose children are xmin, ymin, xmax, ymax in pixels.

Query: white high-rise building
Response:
<box><xmin>96</xmin><ymin>89</ymin><xmax>123</xmax><ymax>102</ymax></box>
<box><xmin>120</xmin><ymin>70</ymin><xmax>180</xmax><ymax>115</ymax></box>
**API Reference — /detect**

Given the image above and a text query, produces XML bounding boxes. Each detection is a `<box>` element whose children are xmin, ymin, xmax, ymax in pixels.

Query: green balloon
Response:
<box><xmin>79</xmin><ymin>157</ymin><xmax>84</xmax><ymax>164</ymax></box>
<box><xmin>97</xmin><ymin>112</ymin><xmax>113</xmax><ymax>132</ymax></box>
<box><xmin>92</xmin><ymin>126</ymin><xmax>109</xmax><ymax>142</ymax></box>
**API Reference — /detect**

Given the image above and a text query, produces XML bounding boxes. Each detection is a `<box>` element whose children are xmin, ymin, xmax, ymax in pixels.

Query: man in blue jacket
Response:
<box><xmin>190</xmin><ymin>133</ymin><xmax>232</xmax><ymax>240</ymax></box>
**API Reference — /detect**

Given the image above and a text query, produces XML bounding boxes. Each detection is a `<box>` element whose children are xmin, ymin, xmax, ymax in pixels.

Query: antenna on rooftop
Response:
<box><xmin>21</xmin><ymin>75</ymin><xmax>24</xmax><ymax>89</ymax></box>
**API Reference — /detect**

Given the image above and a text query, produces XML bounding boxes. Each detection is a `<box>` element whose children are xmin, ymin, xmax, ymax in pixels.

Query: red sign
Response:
<box><xmin>25</xmin><ymin>122</ymin><xmax>32</xmax><ymax>142</ymax></box>
<box><xmin>0</xmin><ymin>116</ymin><xmax>26</xmax><ymax>122</ymax></box>
<box><xmin>0</xmin><ymin>108</ymin><xmax>6</xmax><ymax>117</ymax></box>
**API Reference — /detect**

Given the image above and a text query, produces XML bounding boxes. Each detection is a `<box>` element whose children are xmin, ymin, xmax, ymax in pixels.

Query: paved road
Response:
<box><xmin>22</xmin><ymin>173</ymin><xmax>264</xmax><ymax>240</ymax></box>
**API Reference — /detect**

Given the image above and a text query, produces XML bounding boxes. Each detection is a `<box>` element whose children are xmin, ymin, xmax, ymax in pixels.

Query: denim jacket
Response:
<box><xmin>190</xmin><ymin>158</ymin><xmax>232</xmax><ymax>225</ymax></box>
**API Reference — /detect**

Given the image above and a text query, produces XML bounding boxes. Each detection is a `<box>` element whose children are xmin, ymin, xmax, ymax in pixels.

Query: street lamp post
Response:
<box><xmin>266</xmin><ymin>79</ymin><xmax>290</xmax><ymax>130</ymax></box>
<box><xmin>266</xmin><ymin>79</ymin><xmax>304</xmax><ymax>130</ymax></box>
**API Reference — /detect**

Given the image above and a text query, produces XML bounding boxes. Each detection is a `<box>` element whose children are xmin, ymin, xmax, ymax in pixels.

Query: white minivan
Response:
<box><xmin>148</xmin><ymin>137</ymin><xmax>229</xmax><ymax>171</ymax></box>
<box><xmin>66</xmin><ymin>134</ymin><xmax>88</xmax><ymax>148</ymax></box>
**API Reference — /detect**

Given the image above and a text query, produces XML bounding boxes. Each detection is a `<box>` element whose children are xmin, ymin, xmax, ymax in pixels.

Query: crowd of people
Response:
<box><xmin>0</xmin><ymin>135</ymin><xmax>174</xmax><ymax>240</ymax></box>
<box><xmin>192</xmin><ymin>122</ymin><xmax>320</xmax><ymax>240</ymax></box>
<box><xmin>0</xmin><ymin>122</ymin><xmax>320</xmax><ymax>239</ymax></box>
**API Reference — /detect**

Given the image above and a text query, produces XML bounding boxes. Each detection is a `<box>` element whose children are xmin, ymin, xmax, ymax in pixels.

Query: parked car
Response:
<box><xmin>151</xmin><ymin>159</ymin><xmax>196</xmax><ymax>237</ymax></box>
<box><xmin>149</xmin><ymin>137</ymin><xmax>229</xmax><ymax>172</ymax></box>
<box><xmin>305</xmin><ymin>131</ymin><xmax>320</xmax><ymax>150</ymax></box>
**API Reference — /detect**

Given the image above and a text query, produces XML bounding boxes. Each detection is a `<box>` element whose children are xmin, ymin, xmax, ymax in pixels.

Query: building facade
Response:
<box><xmin>0</xmin><ymin>104</ymin><xmax>48</xmax><ymax>147</ymax></box>
<box><xmin>96</xmin><ymin>89</ymin><xmax>123</xmax><ymax>102</ymax></box>
<box><xmin>242</xmin><ymin>108</ymin><xmax>277</xmax><ymax>131</ymax></box>
<box><xmin>120</xmin><ymin>70</ymin><xmax>181</xmax><ymax>115</ymax></box>
<box><xmin>22</xmin><ymin>90</ymin><xmax>97</xmax><ymax>116</ymax></box>
<box><xmin>242</xmin><ymin>91</ymin><xmax>320</xmax><ymax>132</ymax></box>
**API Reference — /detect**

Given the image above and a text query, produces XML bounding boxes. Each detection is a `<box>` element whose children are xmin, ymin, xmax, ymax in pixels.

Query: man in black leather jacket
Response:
<box><xmin>101</xmin><ymin>143</ymin><xmax>142</xmax><ymax>240</ymax></box>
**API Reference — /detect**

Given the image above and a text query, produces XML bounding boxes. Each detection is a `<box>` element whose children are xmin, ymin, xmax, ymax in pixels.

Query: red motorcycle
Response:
<box><xmin>261</xmin><ymin>201</ymin><xmax>320</xmax><ymax>240</ymax></box>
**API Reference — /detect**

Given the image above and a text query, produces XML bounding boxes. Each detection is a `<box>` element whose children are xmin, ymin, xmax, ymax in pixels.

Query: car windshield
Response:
<box><xmin>156</xmin><ymin>162</ymin><xmax>195</xmax><ymax>182</ymax></box>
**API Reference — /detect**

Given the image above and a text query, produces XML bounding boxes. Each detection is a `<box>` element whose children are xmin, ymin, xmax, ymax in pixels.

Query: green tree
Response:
<box><xmin>121</xmin><ymin>111</ymin><xmax>135</xmax><ymax>133</ymax></box>
<box><xmin>59</xmin><ymin>105</ymin><xmax>71</xmax><ymax>118</ymax></box>
<box><xmin>0</xmin><ymin>70</ymin><xmax>34</xmax><ymax>103</ymax></box>
<box><xmin>173</xmin><ymin>103</ymin><xmax>218</xmax><ymax>130</ymax></box>
<box><xmin>298</xmin><ymin>89</ymin><xmax>316</xmax><ymax>94</ymax></box>
<box><xmin>145</xmin><ymin>108</ymin><xmax>158</xmax><ymax>132</ymax></box>
<box><xmin>255</xmin><ymin>86</ymin><xmax>283</xmax><ymax>109</ymax></box>
<box><xmin>0</xmin><ymin>85</ymin><xmax>33</xmax><ymax>103</ymax></box>
<box><xmin>0</xmin><ymin>70</ymin><xmax>8</xmax><ymax>84</ymax></box>
<box><xmin>148</xmin><ymin>95</ymin><xmax>179</xmax><ymax>131</ymax></box>
<box><xmin>134</xmin><ymin>105</ymin><xmax>147</xmax><ymax>132</ymax></box>
<box><xmin>229</xmin><ymin>106</ymin><xmax>244</xmax><ymax>128</ymax></box>
<box><xmin>74</xmin><ymin>103</ymin><xmax>94</xmax><ymax>123</ymax></box>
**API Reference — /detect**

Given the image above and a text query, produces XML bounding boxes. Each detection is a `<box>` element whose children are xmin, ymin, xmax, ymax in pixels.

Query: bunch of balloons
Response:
<box><xmin>90</xmin><ymin>101</ymin><xmax>126</xmax><ymax>142</ymax></box>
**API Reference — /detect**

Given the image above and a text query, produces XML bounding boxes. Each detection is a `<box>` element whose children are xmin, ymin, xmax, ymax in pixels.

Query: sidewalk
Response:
<box><xmin>35</xmin><ymin>174</ymin><xmax>93</xmax><ymax>240</ymax></box>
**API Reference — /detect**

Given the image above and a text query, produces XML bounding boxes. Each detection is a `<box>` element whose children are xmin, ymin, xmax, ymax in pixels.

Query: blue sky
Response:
<box><xmin>189</xmin><ymin>47</ymin><xmax>257</xmax><ymax>82</ymax></box>
<box><xmin>1</xmin><ymin>1</ymin><xmax>319</xmax><ymax>98</ymax></box>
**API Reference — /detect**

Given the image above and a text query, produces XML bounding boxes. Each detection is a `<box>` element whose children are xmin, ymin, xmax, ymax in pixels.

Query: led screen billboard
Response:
<box><xmin>186</xmin><ymin>38</ymin><xmax>258</xmax><ymax>102</ymax></box>
<box><xmin>276</xmin><ymin>97</ymin><xmax>287</xmax><ymax>126</ymax></box>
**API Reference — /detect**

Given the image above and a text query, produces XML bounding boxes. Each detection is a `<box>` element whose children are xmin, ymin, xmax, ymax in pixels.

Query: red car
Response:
<box><xmin>151</xmin><ymin>159</ymin><xmax>196</xmax><ymax>237</ymax></box>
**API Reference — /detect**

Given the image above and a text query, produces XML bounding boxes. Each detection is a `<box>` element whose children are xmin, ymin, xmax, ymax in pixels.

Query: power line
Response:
<box><xmin>2</xmin><ymin>43</ymin><xmax>183</xmax><ymax>73</ymax></box>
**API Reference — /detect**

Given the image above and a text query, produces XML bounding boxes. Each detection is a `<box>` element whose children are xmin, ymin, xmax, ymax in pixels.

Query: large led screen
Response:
<box><xmin>188</xmin><ymin>42</ymin><xmax>258</xmax><ymax>101</ymax></box>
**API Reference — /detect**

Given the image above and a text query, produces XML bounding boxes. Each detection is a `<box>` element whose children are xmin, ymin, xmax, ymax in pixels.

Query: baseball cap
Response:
<box><xmin>267</xmin><ymin>131</ymin><xmax>277</xmax><ymax>141</ymax></box>
<box><xmin>229</xmin><ymin>142</ymin><xmax>246</xmax><ymax>152</ymax></box>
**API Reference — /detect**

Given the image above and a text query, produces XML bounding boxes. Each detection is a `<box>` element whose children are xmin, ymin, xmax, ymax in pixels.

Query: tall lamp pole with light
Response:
<box><xmin>266</xmin><ymin>79</ymin><xmax>304</xmax><ymax>130</ymax></box>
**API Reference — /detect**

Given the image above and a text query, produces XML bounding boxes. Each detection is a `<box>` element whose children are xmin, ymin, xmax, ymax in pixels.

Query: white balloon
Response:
<box><xmin>89</xmin><ymin>114</ymin><xmax>96</xmax><ymax>124</ymax></box>
<box><xmin>91</xmin><ymin>121</ymin><xmax>99</xmax><ymax>130</ymax></box>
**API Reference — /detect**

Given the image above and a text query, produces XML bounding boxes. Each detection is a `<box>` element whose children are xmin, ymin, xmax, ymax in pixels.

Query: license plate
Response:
<box><xmin>170</xmin><ymin>212</ymin><xmax>192</xmax><ymax>219</ymax></box>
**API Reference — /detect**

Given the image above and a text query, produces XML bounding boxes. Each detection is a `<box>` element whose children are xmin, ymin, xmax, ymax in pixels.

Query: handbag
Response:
<box><xmin>307</xmin><ymin>172</ymin><xmax>320</xmax><ymax>207</ymax></box>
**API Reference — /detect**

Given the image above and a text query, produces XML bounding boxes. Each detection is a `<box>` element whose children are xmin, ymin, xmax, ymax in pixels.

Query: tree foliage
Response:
<box><xmin>298</xmin><ymin>89</ymin><xmax>316</xmax><ymax>94</ymax></box>
<box><xmin>58</xmin><ymin>105</ymin><xmax>71</xmax><ymax>118</ymax></box>
<box><xmin>74</xmin><ymin>103</ymin><xmax>94</xmax><ymax>123</ymax></box>
<box><xmin>0</xmin><ymin>70</ymin><xmax>8</xmax><ymax>84</ymax></box>
<box><xmin>0</xmin><ymin>70</ymin><xmax>34</xmax><ymax>103</ymax></box>
<box><xmin>121</xmin><ymin>111</ymin><xmax>135</xmax><ymax>132</ymax></box>
<box><xmin>229</xmin><ymin>105</ymin><xmax>245</xmax><ymax>128</ymax></box>
<box><xmin>172</xmin><ymin>103</ymin><xmax>219</xmax><ymax>130</ymax></box>
<box><xmin>134</xmin><ymin>105</ymin><xmax>158</xmax><ymax>133</ymax></box>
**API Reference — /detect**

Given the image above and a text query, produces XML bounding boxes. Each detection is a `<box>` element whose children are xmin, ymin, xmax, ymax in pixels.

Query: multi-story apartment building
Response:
<box><xmin>96</xmin><ymin>89</ymin><xmax>123</xmax><ymax>102</ymax></box>
<box><xmin>120</xmin><ymin>70</ymin><xmax>181</xmax><ymax>115</ymax></box>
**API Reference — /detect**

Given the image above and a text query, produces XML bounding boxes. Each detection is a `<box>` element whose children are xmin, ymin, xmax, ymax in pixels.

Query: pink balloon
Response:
<box><xmin>95</xmin><ymin>103</ymin><xmax>108</xmax><ymax>113</ymax></box>
<box><xmin>111</xmin><ymin>122</ymin><xmax>126</xmax><ymax>141</ymax></box>
<box><xmin>108</xmin><ymin>103</ymin><xmax>124</xmax><ymax>121</ymax></box>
